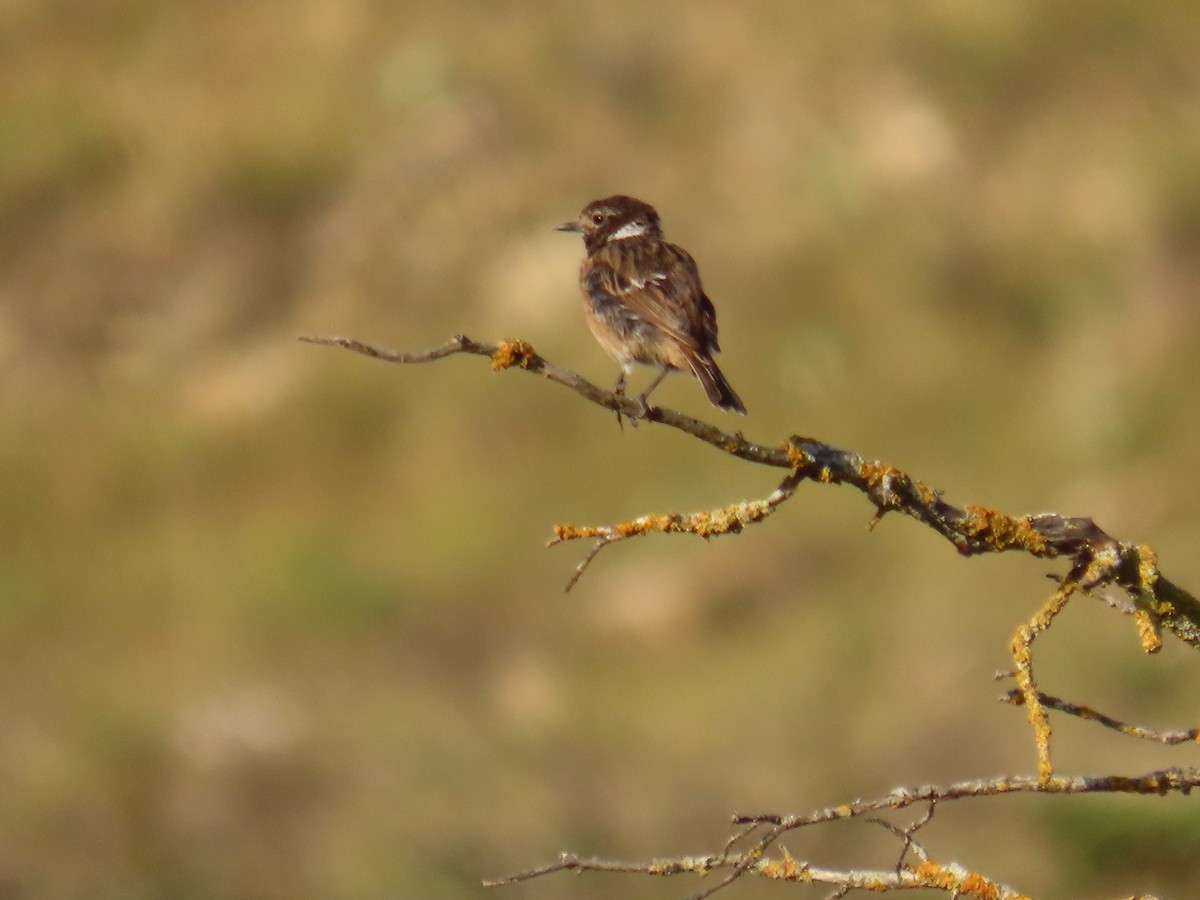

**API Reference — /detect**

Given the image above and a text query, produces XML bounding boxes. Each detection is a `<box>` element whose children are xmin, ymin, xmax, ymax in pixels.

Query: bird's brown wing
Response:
<box><xmin>586</xmin><ymin>238</ymin><xmax>745</xmax><ymax>413</ymax></box>
<box><xmin>591</xmin><ymin>239</ymin><xmax>715</xmax><ymax>355</ymax></box>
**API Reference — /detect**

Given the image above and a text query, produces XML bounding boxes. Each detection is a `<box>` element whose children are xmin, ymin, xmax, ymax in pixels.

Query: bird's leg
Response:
<box><xmin>634</xmin><ymin>367</ymin><xmax>669</xmax><ymax>418</ymax></box>
<box><xmin>611</xmin><ymin>371</ymin><xmax>630</xmax><ymax>430</ymax></box>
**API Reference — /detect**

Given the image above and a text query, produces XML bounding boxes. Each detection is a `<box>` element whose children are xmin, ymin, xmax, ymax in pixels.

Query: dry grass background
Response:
<box><xmin>2</xmin><ymin>2</ymin><xmax>1200</xmax><ymax>898</ymax></box>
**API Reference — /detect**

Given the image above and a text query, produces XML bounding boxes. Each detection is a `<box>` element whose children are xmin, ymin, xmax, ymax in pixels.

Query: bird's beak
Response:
<box><xmin>554</xmin><ymin>219</ymin><xmax>580</xmax><ymax>233</ymax></box>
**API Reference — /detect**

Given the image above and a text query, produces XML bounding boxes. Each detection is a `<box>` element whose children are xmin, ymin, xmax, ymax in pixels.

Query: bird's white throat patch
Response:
<box><xmin>611</xmin><ymin>219</ymin><xmax>649</xmax><ymax>241</ymax></box>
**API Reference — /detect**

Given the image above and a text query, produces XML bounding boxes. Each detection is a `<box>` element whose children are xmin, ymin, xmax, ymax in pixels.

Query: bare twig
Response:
<box><xmin>1002</xmin><ymin>688</ymin><xmax>1200</xmax><ymax>745</ymax></box>
<box><xmin>867</xmin><ymin>800</ymin><xmax>936</xmax><ymax>870</ymax></box>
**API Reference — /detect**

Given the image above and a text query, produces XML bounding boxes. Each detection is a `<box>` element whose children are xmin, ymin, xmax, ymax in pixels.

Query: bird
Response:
<box><xmin>555</xmin><ymin>195</ymin><xmax>746</xmax><ymax>417</ymax></box>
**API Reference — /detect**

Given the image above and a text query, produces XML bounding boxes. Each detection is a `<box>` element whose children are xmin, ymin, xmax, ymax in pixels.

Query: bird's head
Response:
<box><xmin>555</xmin><ymin>195</ymin><xmax>663</xmax><ymax>253</ymax></box>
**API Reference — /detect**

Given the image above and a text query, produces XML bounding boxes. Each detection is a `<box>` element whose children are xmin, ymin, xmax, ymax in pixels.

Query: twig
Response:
<box><xmin>1001</xmin><ymin>688</ymin><xmax>1200</xmax><ymax>745</ymax></box>
<box><xmin>300</xmin><ymin>333</ymin><xmax>785</xmax><ymax>465</ymax></box>
<box><xmin>867</xmin><ymin>800</ymin><xmax>936</xmax><ymax>870</ymax></box>
<box><xmin>548</xmin><ymin>468</ymin><xmax>804</xmax><ymax>591</ymax></box>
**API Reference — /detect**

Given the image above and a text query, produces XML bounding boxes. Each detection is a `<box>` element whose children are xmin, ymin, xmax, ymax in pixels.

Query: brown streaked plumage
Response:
<box><xmin>555</xmin><ymin>195</ymin><xmax>746</xmax><ymax>415</ymax></box>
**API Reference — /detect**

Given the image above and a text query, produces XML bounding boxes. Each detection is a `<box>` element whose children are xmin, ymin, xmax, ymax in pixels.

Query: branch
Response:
<box><xmin>485</xmin><ymin>767</ymin><xmax>1199</xmax><ymax>898</ymax></box>
<box><xmin>486</xmin><ymin>850</ymin><xmax>1027</xmax><ymax>899</ymax></box>
<box><xmin>547</xmin><ymin>469</ymin><xmax>805</xmax><ymax>591</ymax></box>
<box><xmin>306</xmin><ymin>333</ymin><xmax>1196</xmax><ymax>896</ymax></box>
<box><xmin>1001</xmin><ymin>687</ymin><xmax>1200</xmax><ymax>745</ymax></box>
<box><xmin>299</xmin><ymin>334</ymin><xmax>792</xmax><ymax>465</ymax></box>
<box><xmin>300</xmin><ymin>333</ymin><xmax>1200</xmax><ymax>652</ymax></box>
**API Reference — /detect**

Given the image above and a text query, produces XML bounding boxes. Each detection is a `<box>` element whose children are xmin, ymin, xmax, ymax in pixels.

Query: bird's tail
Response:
<box><xmin>687</xmin><ymin>352</ymin><xmax>747</xmax><ymax>415</ymax></box>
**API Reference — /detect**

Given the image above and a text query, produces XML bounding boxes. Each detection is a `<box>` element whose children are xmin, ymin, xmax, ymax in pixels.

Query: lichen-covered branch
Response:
<box><xmin>486</xmin><ymin>850</ymin><xmax>1029</xmax><ymax>899</ymax></box>
<box><xmin>547</xmin><ymin>469</ymin><xmax>804</xmax><ymax>591</ymax></box>
<box><xmin>485</xmin><ymin>767</ymin><xmax>1199</xmax><ymax>898</ymax></box>
<box><xmin>299</xmin><ymin>333</ymin><xmax>793</xmax><ymax>466</ymax></box>
<box><xmin>305</xmin><ymin>332</ymin><xmax>1198</xmax><ymax>897</ymax></box>
<box><xmin>301</xmin><ymin>334</ymin><xmax>1199</xmax><ymax>650</ymax></box>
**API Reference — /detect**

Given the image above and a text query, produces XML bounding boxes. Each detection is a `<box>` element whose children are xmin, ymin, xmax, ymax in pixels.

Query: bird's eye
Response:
<box><xmin>592</xmin><ymin>213</ymin><xmax>605</xmax><ymax>226</ymax></box>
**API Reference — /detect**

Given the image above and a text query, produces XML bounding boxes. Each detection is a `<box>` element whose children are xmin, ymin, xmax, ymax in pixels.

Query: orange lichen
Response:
<box><xmin>758</xmin><ymin>848</ymin><xmax>809</xmax><ymax>882</ymax></box>
<box><xmin>856</xmin><ymin>461</ymin><xmax>940</xmax><ymax>509</ymax></box>
<box><xmin>1010</xmin><ymin>583</ymin><xmax>1077</xmax><ymax>785</ymax></box>
<box><xmin>961</xmin><ymin>506</ymin><xmax>1050</xmax><ymax>555</ymax></box>
<box><xmin>616</xmin><ymin>514</ymin><xmax>677</xmax><ymax>536</ymax></box>
<box><xmin>784</xmin><ymin>439</ymin><xmax>813</xmax><ymax>470</ymax></box>
<box><xmin>1136</xmin><ymin>543</ymin><xmax>1159</xmax><ymax>590</ymax></box>
<box><xmin>1135</xmin><ymin>608</ymin><xmax>1163</xmax><ymax>654</ymax></box>
<box><xmin>858</xmin><ymin>460</ymin><xmax>900</xmax><ymax>487</ymax></box>
<box><xmin>778</xmin><ymin>848</ymin><xmax>806</xmax><ymax>880</ymax></box>
<box><xmin>696</xmin><ymin>500</ymin><xmax>771</xmax><ymax>536</ymax></box>
<box><xmin>551</xmin><ymin>523</ymin><xmax>604</xmax><ymax>541</ymax></box>
<box><xmin>490</xmin><ymin>338</ymin><xmax>537</xmax><ymax>371</ymax></box>
<box><xmin>914</xmin><ymin>861</ymin><xmax>953</xmax><ymax>890</ymax></box>
<box><xmin>960</xmin><ymin>872</ymin><xmax>1006</xmax><ymax>900</ymax></box>
<box><xmin>912</xmin><ymin>861</ymin><xmax>1020</xmax><ymax>900</ymax></box>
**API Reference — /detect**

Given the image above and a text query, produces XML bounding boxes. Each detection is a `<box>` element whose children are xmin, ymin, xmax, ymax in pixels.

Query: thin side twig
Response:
<box><xmin>548</xmin><ymin>469</ymin><xmax>804</xmax><ymax>591</ymax></box>
<box><xmin>1001</xmin><ymin>688</ymin><xmax>1200</xmax><ymax>745</ymax></box>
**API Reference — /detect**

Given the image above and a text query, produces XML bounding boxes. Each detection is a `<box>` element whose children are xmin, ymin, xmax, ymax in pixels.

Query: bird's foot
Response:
<box><xmin>631</xmin><ymin>392</ymin><xmax>653</xmax><ymax>421</ymax></box>
<box><xmin>611</xmin><ymin>374</ymin><xmax>638</xmax><ymax>430</ymax></box>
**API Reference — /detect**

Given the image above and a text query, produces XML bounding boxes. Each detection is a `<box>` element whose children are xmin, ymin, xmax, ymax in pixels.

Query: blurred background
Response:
<box><xmin>3</xmin><ymin>2</ymin><xmax>1199</xmax><ymax>897</ymax></box>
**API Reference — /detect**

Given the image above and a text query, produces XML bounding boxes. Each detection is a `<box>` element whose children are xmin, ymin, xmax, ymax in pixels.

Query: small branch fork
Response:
<box><xmin>484</xmin><ymin>768</ymin><xmax>1199</xmax><ymax>899</ymax></box>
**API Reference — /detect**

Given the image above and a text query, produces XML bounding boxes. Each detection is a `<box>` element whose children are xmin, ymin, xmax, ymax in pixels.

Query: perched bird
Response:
<box><xmin>555</xmin><ymin>195</ymin><xmax>746</xmax><ymax>416</ymax></box>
